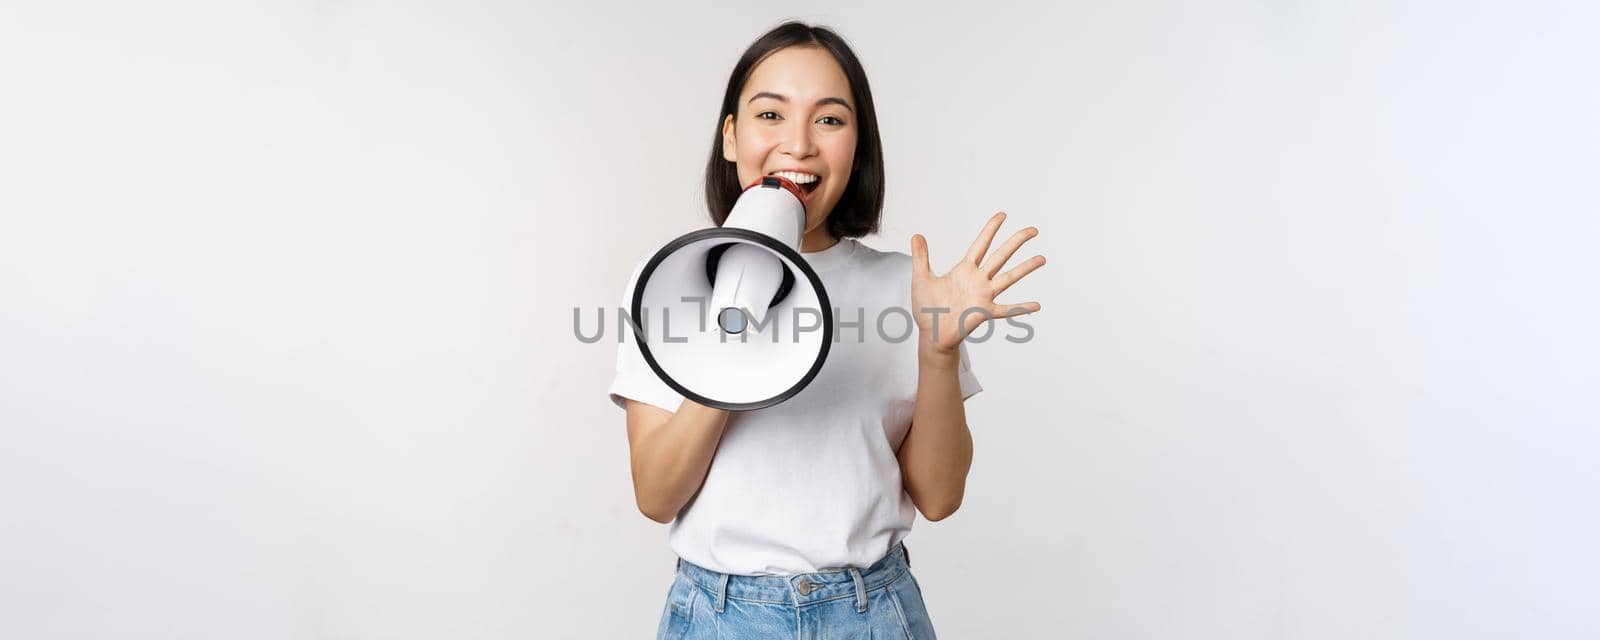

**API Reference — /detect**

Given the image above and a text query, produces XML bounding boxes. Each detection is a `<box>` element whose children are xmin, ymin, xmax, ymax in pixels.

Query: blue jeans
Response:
<box><xmin>656</xmin><ymin>542</ymin><xmax>937</xmax><ymax>639</ymax></box>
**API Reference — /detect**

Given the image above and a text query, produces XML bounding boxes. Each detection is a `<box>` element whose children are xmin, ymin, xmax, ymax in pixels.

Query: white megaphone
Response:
<box><xmin>629</xmin><ymin>176</ymin><xmax>833</xmax><ymax>411</ymax></box>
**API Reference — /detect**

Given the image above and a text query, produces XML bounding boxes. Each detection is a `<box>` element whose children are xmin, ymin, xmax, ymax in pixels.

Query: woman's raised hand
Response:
<box><xmin>910</xmin><ymin>211</ymin><xmax>1046</xmax><ymax>356</ymax></box>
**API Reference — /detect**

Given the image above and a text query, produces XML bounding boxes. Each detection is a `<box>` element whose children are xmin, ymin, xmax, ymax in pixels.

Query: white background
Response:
<box><xmin>2</xmin><ymin>1</ymin><xmax>1596</xmax><ymax>638</ymax></box>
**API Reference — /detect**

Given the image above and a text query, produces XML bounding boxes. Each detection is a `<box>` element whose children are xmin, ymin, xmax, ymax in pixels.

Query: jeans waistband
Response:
<box><xmin>675</xmin><ymin>542</ymin><xmax>911</xmax><ymax>613</ymax></box>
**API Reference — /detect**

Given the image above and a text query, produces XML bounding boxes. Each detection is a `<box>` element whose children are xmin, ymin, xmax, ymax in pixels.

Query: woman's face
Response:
<box><xmin>722</xmin><ymin>45</ymin><xmax>858</xmax><ymax>242</ymax></box>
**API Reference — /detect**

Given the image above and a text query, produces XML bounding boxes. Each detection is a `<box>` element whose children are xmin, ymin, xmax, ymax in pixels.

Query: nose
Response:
<box><xmin>780</xmin><ymin>120</ymin><xmax>817</xmax><ymax>158</ymax></box>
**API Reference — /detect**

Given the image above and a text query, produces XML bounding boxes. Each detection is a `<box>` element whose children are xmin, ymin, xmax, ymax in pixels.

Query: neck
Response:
<box><xmin>802</xmin><ymin>228</ymin><xmax>839</xmax><ymax>253</ymax></box>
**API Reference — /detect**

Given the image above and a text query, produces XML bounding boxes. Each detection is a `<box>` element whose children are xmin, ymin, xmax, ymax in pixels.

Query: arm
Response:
<box><xmin>624</xmin><ymin>398</ymin><xmax>731</xmax><ymax>523</ymax></box>
<box><xmin>903</xmin><ymin>211</ymin><xmax>1047</xmax><ymax>522</ymax></box>
<box><xmin>897</xmin><ymin>337</ymin><xmax>974</xmax><ymax>521</ymax></box>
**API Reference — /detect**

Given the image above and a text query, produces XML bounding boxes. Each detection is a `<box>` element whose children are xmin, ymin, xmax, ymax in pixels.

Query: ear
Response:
<box><xmin>721</xmin><ymin>114</ymin><xmax>737</xmax><ymax>163</ymax></box>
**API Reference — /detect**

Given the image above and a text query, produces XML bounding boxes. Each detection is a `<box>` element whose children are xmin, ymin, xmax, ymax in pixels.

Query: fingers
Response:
<box><xmin>980</xmin><ymin>226</ymin><xmax>1039</xmax><ymax>279</ymax></box>
<box><xmin>910</xmin><ymin>234</ymin><xmax>932</xmax><ymax>278</ymax></box>
<box><xmin>991</xmin><ymin>254</ymin><xmax>1046</xmax><ymax>296</ymax></box>
<box><xmin>990</xmin><ymin>301</ymin><xmax>1042</xmax><ymax>318</ymax></box>
<box><xmin>961</xmin><ymin>211</ymin><xmax>1007</xmax><ymax>267</ymax></box>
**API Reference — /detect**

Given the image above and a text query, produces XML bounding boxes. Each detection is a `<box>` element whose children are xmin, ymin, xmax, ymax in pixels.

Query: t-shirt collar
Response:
<box><xmin>799</xmin><ymin>236</ymin><xmax>856</xmax><ymax>272</ymax></box>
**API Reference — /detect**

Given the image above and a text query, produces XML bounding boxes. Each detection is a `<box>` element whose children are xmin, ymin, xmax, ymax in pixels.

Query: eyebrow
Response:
<box><xmin>747</xmin><ymin>91</ymin><xmax>854</xmax><ymax>114</ymax></box>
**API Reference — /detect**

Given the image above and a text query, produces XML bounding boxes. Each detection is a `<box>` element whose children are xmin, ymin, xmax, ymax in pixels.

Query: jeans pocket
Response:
<box><xmin>656</xmin><ymin>572</ymin><xmax>697</xmax><ymax>640</ymax></box>
<box><xmin>888</xmin><ymin>570</ymin><xmax>938</xmax><ymax>640</ymax></box>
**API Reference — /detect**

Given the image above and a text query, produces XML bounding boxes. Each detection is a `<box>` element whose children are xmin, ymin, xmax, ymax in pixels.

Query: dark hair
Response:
<box><xmin>704</xmin><ymin>22</ymin><xmax>884</xmax><ymax>239</ymax></box>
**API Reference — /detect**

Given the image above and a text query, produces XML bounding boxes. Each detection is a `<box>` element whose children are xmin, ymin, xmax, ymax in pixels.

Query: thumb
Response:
<box><xmin>911</xmin><ymin>234</ymin><xmax>933</xmax><ymax>278</ymax></box>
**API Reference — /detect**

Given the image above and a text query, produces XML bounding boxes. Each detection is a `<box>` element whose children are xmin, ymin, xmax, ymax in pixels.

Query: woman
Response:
<box><xmin>608</xmin><ymin>21</ymin><xmax>1045</xmax><ymax>639</ymax></box>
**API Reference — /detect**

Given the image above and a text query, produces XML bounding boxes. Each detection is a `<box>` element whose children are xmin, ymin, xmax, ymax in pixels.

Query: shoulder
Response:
<box><xmin>617</xmin><ymin>246</ymin><xmax>667</xmax><ymax>305</ymax></box>
<box><xmin>835</xmin><ymin>239</ymin><xmax>912</xmax><ymax>307</ymax></box>
<box><xmin>846</xmin><ymin>238</ymin><xmax>912</xmax><ymax>277</ymax></box>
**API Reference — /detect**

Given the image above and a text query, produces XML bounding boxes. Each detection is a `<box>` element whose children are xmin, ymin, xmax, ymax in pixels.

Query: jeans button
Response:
<box><xmin>796</xmin><ymin>579</ymin><xmax>819</xmax><ymax>596</ymax></box>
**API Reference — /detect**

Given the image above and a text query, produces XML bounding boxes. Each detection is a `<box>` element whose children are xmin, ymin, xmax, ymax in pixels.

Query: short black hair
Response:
<box><xmin>704</xmin><ymin>22</ymin><xmax>884</xmax><ymax>239</ymax></box>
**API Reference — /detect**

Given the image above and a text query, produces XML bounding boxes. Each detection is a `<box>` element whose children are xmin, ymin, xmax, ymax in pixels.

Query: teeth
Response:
<box><xmin>770</xmin><ymin>171</ymin><xmax>819</xmax><ymax>185</ymax></box>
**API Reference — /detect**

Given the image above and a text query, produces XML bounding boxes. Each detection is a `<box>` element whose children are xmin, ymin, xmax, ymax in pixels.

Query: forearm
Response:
<box><xmin>897</xmin><ymin>336</ymin><xmax>974</xmax><ymax>521</ymax></box>
<box><xmin>631</xmin><ymin>400</ymin><xmax>731</xmax><ymax>522</ymax></box>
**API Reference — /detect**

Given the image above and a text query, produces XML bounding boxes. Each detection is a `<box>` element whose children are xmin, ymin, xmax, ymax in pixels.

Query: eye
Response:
<box><xmin>818</xmin><ymin>116</ymin><xmax>845</xmax><ymax>126</ymax></box>
<box><xmin>756</xmin><ymin>111</ymin><xmax>781</xmax><ymax>120</ymax></box>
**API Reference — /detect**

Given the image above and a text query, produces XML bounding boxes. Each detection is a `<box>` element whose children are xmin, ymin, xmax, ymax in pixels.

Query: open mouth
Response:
<box><xmin>768</xmin><ymin>170</ymin><xmax>822</xmax><ymax>201</ymax></box>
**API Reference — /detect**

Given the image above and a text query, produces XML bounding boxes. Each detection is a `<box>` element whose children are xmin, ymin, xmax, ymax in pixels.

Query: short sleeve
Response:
<box><xmin>607</xmin><ymin>256</ymin><xmax>686</xmax><ymax>413</ymax></box>
<box><xmin>957</xmin><ymin>340</ymin><xmax>983</xmax><ymax>401</ymax></box>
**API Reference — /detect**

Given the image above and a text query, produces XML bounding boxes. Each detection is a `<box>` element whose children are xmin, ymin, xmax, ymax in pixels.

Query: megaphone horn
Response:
<box><xmin>628</xmin><ymin>176</ymin><xmax>834</xmax><ymax>411</ymax></box>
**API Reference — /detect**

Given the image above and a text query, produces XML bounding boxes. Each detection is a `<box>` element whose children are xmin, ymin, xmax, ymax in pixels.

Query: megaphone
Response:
<box><xmin>629</xmin><ymin>176</ymin><xmax>834</xmax><ymax>411</ymax></box>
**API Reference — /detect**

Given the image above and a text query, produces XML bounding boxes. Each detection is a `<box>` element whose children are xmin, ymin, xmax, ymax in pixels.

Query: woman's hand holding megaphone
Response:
<box><xmin>909</xmin><ymin>211</ymin><xmax>1046</xmax><ymax>359</ymax></box>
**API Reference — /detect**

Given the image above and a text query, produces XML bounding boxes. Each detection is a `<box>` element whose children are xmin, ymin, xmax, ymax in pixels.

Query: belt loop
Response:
<box><xmin>849</xmin><ymin>567</ymin><xmax>867</xmax><ymax>613</ymax></box>
<box><xmin>715</xmin><ymin>573</ymin><xmax>730</xmax><ymax>614</ymax></box>
<box><xmin>903</xmin><ymin>542</ymin><xmax>911</xmax><ymax>568</ymax></box>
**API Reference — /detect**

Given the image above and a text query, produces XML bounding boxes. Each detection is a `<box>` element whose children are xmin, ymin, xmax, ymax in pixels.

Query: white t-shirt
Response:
<box><xmin>607</xmin><ymin>236</ymin><xmax>982</xmax><ymax>576</ymax></box>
